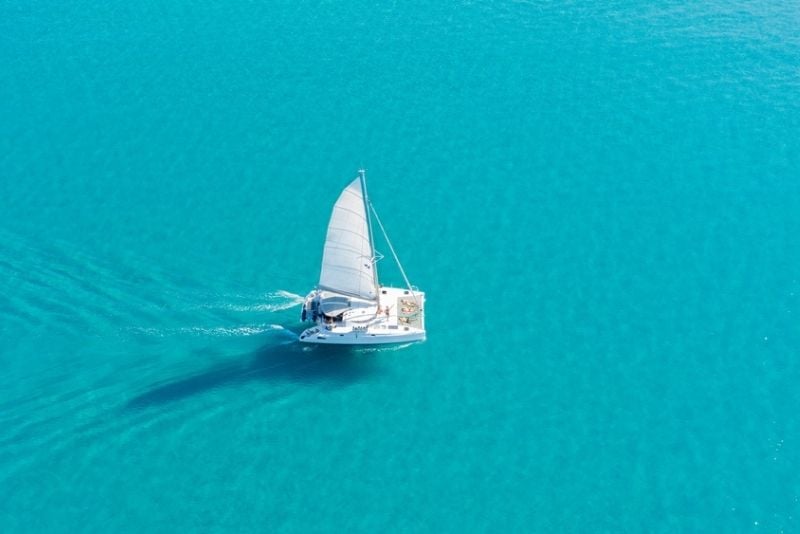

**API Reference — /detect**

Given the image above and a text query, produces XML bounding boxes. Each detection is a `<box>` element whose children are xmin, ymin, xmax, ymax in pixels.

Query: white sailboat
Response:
<box><xmin>299</xmin><ymin>169</ymin><xmax>426</xmax><ymax>345</ymax></box>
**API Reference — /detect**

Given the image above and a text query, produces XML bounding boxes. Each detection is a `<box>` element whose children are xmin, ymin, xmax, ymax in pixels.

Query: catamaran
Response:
<box><xmin>299</xmin><ymin>169</ymin><xmax>426</xmax><ymax>345</ymax></box>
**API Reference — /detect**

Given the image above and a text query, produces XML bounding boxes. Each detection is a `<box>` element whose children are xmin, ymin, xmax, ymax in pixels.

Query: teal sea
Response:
<box><xmin>2</xmin><ymin>1</ymin><xmax>799</xmax><ymax>531</ymax></box>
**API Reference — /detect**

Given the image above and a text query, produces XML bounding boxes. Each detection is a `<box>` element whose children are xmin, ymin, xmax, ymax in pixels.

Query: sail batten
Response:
<box><xmin>318</xmin><ymin>177</ymin><xmax>378</xmax><ymax>301</ymax></box>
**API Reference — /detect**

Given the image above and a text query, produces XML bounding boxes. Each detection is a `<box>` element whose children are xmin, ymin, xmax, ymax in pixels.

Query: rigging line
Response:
<box><xmin>359</xmin><ymin>168</ymin><xmax>381</xmax><ymax>297</ymax></box>
<box><xmin>368</xmin><ymin>202</ymin><xmax>419</xmax><ymax>306</ymax></box>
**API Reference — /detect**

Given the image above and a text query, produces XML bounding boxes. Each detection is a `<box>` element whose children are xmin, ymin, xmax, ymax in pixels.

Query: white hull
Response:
<box><xmin>299</xmin><ymin>326</ymin><xmax>426</xmax><ymax>345</ymax></box>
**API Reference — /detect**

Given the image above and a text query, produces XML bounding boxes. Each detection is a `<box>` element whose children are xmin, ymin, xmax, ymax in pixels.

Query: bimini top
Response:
<box><xmin>318</xmin><ymin>176</ymin><xmax>378</xmax><ymax>301</ymax></box>
<box><xmin>317</xmin><ymin>291</ymin><xmax>375</xmax><ymax>316</ymax></box>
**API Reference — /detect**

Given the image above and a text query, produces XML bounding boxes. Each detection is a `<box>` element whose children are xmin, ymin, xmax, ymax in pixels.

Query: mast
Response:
<box><xmin>359</xmin><ymin>168</ymin><xmax>381</xmax><ymax>298</ymax></box>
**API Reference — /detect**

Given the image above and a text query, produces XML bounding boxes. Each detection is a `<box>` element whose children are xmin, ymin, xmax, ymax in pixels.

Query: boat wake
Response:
<box><xmin>130</xmin><ymin>323</ymin><xmax>288</xmax><ymax>337</ymax></box>
<box><xmin>199</xmin><ymin>290</ymin><xmax>304</xmax><ymax>313</ymax></box>
<box><xmin>128</xmin><ymin>290</ymin><xmax>305</xmax><ymax>339</ymax></box>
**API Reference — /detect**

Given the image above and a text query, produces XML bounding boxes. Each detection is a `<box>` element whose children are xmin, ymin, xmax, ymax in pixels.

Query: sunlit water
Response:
<box><xmin>1</xmin><ymin>1</ymin><xmax>799</xmax><ymax>531</ymax></box>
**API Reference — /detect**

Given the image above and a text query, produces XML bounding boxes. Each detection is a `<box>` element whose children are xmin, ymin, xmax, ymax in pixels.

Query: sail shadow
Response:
<box><xmin>125</xmin><ymin>340</ymin><xmax>382</xmax><ymax>410</ymax></box>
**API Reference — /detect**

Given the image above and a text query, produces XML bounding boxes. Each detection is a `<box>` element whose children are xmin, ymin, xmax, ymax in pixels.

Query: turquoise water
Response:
<box><xmin>2</xmin><ymin>1</ymin><xmax>799</xmax><ymax>531</ymax></box>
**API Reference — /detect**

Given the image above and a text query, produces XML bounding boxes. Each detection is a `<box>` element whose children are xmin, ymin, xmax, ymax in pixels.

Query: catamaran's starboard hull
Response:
<box><xmin>298</xmin><ymin>327</ymin><xmax>425</xmax><ymax>345</ymax></box>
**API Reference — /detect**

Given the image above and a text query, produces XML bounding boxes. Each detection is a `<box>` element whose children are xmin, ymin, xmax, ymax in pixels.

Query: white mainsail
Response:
<box><xmin>318</xmin><ymin>177</ymin><xmax>378</xmax><ymax>301</ymax></box>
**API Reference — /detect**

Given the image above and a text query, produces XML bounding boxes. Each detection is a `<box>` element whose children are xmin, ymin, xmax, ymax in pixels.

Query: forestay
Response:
<box><xmin>318</xmin><ymin>177</ymin><xmax>378</xmax><ymax>300</ymax></box>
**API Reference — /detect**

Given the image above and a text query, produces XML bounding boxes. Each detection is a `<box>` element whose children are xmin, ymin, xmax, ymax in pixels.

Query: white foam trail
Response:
<box><xmin>129</xmin><ymin>324</ymin><xmax>287</xmax><ymax>337</ymax></box>
<box><xmin>219</xmin><ymin>302</ymin><xmax>298</xmax><ymax>312</ymax></box>
<box><xmin>199</xmin><ymin>290</ymin><xmax>305</xmax><ymax>312</ymax></box>
<box><xmin>273</xmin><ymin>290</ymin><xmax>304</xmax><ymax>300</ymax></box>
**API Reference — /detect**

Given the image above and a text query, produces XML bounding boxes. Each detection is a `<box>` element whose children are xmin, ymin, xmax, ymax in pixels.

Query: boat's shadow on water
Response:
<box><xmin>126</xmin><ymin>339</ymin><xmax>382</xmax><ymax>410</ymax></box>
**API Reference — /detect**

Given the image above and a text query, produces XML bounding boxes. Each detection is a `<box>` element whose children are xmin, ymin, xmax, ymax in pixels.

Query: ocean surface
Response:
<box><xmin>1</xmin><ymin>1</ymin><xmax>799</xmax><ymax>531</ymax></box>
